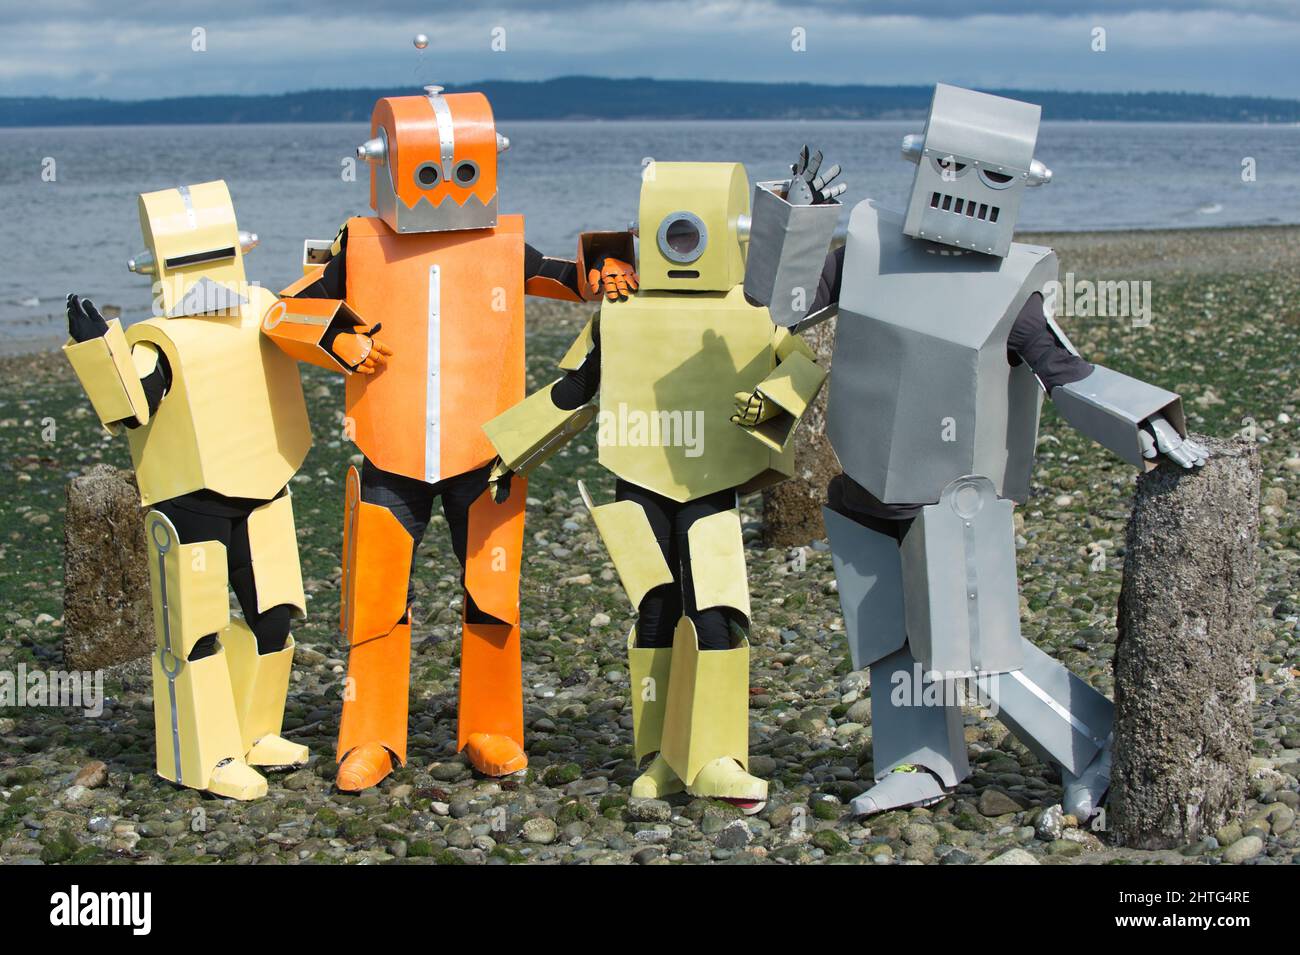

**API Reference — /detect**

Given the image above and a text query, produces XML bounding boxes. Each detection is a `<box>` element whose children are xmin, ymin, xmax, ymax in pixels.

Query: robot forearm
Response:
<box><xmin>1050</xmin><ymin>365</ymin><xmax>1188</xmax><ymax>470</ymax></box>
<box><xmin>482</xmin><ymin>381</ymin><xmax>597</xmax><ymax>476</ymax></box>
<box><xmin>735</xmin><ymin>331</ymin><xmax>827</xmax><ymax>453</ymax></box>
<box><xmin>63</xmin><ymin>319</ymin><xmax>154</xmax><ymax>433</ymax></box>
<box><xmin>525</xmin><ymin>232</ymin><xmax>637</xmax><ymax>303</ymax></box>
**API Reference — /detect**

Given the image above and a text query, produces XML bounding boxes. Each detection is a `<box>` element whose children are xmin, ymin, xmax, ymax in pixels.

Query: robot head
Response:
<box><xmin>129</xmin><ymin>180</ymin><xmax>257</xmax><ymax>318</ymax></box>
<box><xmin>900</xmin><ymin>84</ymin><xmax>1052</xmax><ymax>258</ymax></box>
<box><xmin>357</xmin><ymin>86</ymin><xmax>505</xmax><ymax>234</ymax></box>
<box><xmin>635</xmin><ymin>162</ymin><xmax>750</xmax><ymax>292</ymax></box>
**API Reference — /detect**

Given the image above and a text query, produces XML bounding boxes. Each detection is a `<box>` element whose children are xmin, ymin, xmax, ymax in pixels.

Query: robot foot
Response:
<box><xmin>207</xmin><ymin>759</ymin><xmax>268</xmax><ymax>801</ymax></box>
<box><xmin>464</xmin><ymin>733</ymin><xmax>528</xmax><ymax>777</ymax></box>
<box><xmin>850</xmin><ymin>767</ymin><xmax>948</xmax><ymax>817</ymax></box>
<box><xmin>337</xmin><ymin>741</ymin><xmax>396</xmax><ymax>792</ymax></box>
<box><xmin>631</xmin><ymin>755</ymin><xmax>685</xmax><ymax>799</ymax></box>
<box><xmin>687</xmin><ymin>758</ymin><xmax>767</xmax><ymax>815</ymax></box>
<box><xmin>1062</xmin><ymin>736</ymin><xmax>1113</xmax><ymax>822</ymax></box>
<box><xmin>247</xmin><ymin>734</ymin><xmax>309</xmax><ymax>768</ymax></box>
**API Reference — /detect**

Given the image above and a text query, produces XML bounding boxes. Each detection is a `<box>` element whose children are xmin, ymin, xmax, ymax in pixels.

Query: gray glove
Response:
<box><xmin>1139</xmin><ymin>415</ymin><xmax>1209</xmax><ymax>469</ymax></box>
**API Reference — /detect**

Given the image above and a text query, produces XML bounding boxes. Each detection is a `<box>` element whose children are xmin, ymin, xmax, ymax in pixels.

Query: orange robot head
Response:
<box><xmin>356</xmin><ymin>86</ymin><xmax>507</xmax><ymax>235</ymax></box>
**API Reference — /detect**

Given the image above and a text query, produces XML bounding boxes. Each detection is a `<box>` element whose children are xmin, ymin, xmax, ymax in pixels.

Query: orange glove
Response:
<box><xmin>331</xmin><ymin>323</ymin><xmax>393</xmax><ymax>374</ymax></box>
<box><xmin>587</xmin><ymin>257</ymin><xmax>638</xmax><ymax>302</ymax></box>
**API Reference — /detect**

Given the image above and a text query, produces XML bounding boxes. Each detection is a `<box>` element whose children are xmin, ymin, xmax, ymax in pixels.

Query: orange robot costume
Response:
<box><xmin>264</xmin><ymin>86</ymin><xmax>635</xmax><ymax>791</ymax></box>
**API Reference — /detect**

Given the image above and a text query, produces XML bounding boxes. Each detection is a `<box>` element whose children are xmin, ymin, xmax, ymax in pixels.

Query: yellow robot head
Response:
<box><xmin>635</xmin><ymin>162</ymin><xmax>750</xmax><ymax>292</ymax></box>
<box><xmin>129</xmin><ymin>180</ymin><xmax>258</xmax><ymax>318</ymax></box>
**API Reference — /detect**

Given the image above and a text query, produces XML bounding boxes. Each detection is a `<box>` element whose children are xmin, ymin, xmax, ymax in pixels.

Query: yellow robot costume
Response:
<box><xmin>62</xmin><ymin>180</ymin><xmax>324</xmax><ymax>800</ymax></box>
<box><xmin>485</xmin><ymin>162</ymin><xmax>830</xmax><ymax>812</ymax></box>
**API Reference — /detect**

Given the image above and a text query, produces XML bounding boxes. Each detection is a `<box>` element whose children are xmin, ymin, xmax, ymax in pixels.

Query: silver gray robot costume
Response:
<box><xmin>747</xmin><ymin>84</ymin><xmax>1208</xmax><ymax>820</ymax></box>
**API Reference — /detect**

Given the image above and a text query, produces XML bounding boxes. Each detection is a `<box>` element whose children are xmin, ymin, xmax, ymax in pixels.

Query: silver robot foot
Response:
<box><xmin>850</xmin><ymin>768</ymin><xmax>949</xmax><ymax>817</ymax></box>
<box><xmin>1062</xmin><ymin>735</ymin><xmax>1113</xmax><ymax>822</ymax></box>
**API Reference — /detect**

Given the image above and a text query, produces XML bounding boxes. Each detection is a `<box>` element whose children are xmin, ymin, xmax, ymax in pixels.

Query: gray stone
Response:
<box><xmin>984</xmin><ymin>847</ymin><xmax>1040</xmax><ymax>865</ymax></box>
<box><xmin>1222</xmin><ymin>835</ymin><xmax>1263</xmax><ymax>864</ymax></box>
<box><xmin>521</xmin><ymin>817</ymin><xmax>558</xmax><ymax>845</ymax></box>
<box><xmin>1111</xmin><ymin>438</ymin><xmax>1259</xmax><ymax>849</ymax></box>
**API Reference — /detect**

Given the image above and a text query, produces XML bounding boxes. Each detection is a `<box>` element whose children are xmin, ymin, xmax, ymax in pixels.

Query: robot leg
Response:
<box><xmin>225</xmin><ymin>493</ymin><xmax>308</xmax><ymax>768</ymax></box>
<box><xmin>851</xmin><ymin>645</ymin><xmax>970</xmax><ymax>816</ymax></box>
<box><xmin>627</xmin><ymin>626</ymin><xmax>680</xmax><ymax>799</ymax></box>
<box><xmin>980</xmin><ymin>637</ymin><xmax>1114</xmax><ymax>819</ymax></box>
<box><xmin>144</xmin><ymin>510</ymin><xmax>266</xmax><ymax>800</ymax></box>
<box><xmin>660</xmin><ymin>508</ymin><xmax>767</xmax><ymax>813</ymax></box>
<box><xmin>579</xmin><ymin>481</ymin><xmax>680</xmax><ymax>796</ymax></box>
<box><xmin>458</xmin><ymin>478</ymin><xmax>529</xmax><ymax>776</ymax></box>
<box><xmin>336</xmin><ymin>466</ymin><xmax>414</xmax><ymax>791</ymax></box>
<box><xmin>822</xmin><ymin>506</ymin><xmax>967</xmax><ymax>816</ymax></box>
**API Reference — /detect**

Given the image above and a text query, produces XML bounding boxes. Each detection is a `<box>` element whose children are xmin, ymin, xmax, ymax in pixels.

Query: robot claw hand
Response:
<box><xmin>588</xmin><ymin>256</ymin><xmax>638</xmax><ymax>302</ymax></box>
<box><xmin>1139</xmin><ymin>414</ymin><xmax>1209</xmax><ymax>469</ymax></box>
<box><xmin>66</xmin><ymin>294</ymin><xmax>110</xmax><ymax>343</ymax></box>
<box><xmin>787</xmin><ymin>146</ymin><xmax>846</xmax><ymax>206</ymax></box>
<box><xmin>331</xmin><ymin>322</ymin><xmax>393</xmax><ymax>375</ymax></box>
<box><xmin>730</xmin><ymin>388</ymin><xmax>777</xmax><ymax>428</ymax></box>
<box><xmin>488</xmin><ymin>456</ymin><xmax>514</xmax><ymax>503</ymax></box>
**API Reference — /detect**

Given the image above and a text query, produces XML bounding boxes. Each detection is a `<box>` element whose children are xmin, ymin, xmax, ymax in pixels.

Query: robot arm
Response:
<box><xmin>1015</xmin><ymin>294</ymin><xmax>1209</xmax><ymax>470</ymax></box>
<box><xmin>262</xmin><ymin>225</ymin><xmax>391</xmax><ymax>375</ymax></box>
<box><xmin>62</xmin><ymin>294</ymin><xmax>166</xmax><ymax>433</ymax></box>
<box><xmin>731</xmin><ymin>328</ymin><xmax>828</xmax><ymax>453</ymax></box>
<box><xmin>483</xmin><ymin>315</ymin><xmax>601</xmax><ymax>492</ymax></box>
<box><xmin>524</xmin><ymin>232</ymin><xmax>637</xmax><ymax>303</ymax></box>
<box><xmin>743</xmin><ymin>146</ymin><xmax>844</xmax><ymax>328</ymax></box>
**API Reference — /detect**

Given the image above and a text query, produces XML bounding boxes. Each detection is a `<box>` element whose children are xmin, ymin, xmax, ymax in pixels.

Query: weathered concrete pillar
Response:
<box><xmin>63</xmin><ymin>465</ymin><xmax>153</xmax><ymax>670</ymax></box>
<box><xmin>1109</xmin><ymin>436</ymin><xmax>1259</xmax><ymax>849</ymax></box>
<box><xmin>763</xmin><ymin>313</ymin><xmax>838</xmax><ymax>547</ymax></box>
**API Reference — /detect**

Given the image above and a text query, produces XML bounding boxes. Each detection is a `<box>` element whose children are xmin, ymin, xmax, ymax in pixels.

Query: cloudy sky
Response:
<box><xmin>3</xmin><ymin>1</ymin><xmax>1299</xmax><ymax>100</ymax></box>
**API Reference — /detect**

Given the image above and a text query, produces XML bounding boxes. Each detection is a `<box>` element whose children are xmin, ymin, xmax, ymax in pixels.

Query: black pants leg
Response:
<box><xmin>153</xmin><ymin>493</ymin><xmax>294</xmax><ymax>660</ymax></box>
<box><xmin>359</xmin><ymin>458</ymin><xmax>502</xmax><ymax>625</ymax></box>
<box><xmin>615</xmin><ymin>480</ymin><xmax>741</xmax><ymax>651</ymax></box>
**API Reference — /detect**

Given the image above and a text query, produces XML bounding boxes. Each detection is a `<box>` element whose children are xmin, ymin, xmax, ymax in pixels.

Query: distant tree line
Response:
<box><xmin>4</xmin><ymin>76</ymin><xmax>1299</xmax><ymax>126</ymax></box>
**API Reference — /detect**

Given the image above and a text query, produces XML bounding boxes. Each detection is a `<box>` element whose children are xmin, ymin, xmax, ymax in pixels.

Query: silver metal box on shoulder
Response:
<box><xmin>743</xmin><ymin>179</ymin><xmax>840</xmax><ymax>327</ymax></box>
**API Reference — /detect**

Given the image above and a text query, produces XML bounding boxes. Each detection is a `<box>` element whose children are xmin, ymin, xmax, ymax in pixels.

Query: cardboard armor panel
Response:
<box><xmin>343</xmin><ymin>214</ymin><xmax>525</xmax><ymax>484</ymax></box>
<box><xmin>597</xmin><ymin>286</ymin><xmax>791</xmax><ymax>502</ymax></box>
<box><xmin>124</xmin><ymin>286</ymin><xmax>311</xmax><ymax>505</ymax></box>
<box><xmin>826</xmin><ymin>200</ymin><xmax>1055</xmax><ymax>507</ymax></box>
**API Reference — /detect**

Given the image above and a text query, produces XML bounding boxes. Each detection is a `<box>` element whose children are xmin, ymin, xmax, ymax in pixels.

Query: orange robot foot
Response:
<box><xmin>464</xmin><ymin>733</ymin><xmax>528</xmax><ymax>776</ymax></box>
<box><xmin>337</xmin><ymin>741</ymin><xmax>396</xmax><ymax>792</ymax></box>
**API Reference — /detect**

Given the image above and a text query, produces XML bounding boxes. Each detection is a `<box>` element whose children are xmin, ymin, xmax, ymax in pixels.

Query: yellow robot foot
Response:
<box><xmin>687</xmin><ymin>757</ymin><xmax>768</xmax><ymax>815</ymax></box>
<box><xmin>337</xmin><ymin>741</ymin><xmax>395</xmax><ymax>792</ymax></box>
<box><xmin>206</xmin><ymin>759</ymin><xmax>269</xmax><ymax>801</ymax></box>
<box><xmin>631</xmin><ymin>754</ymin><xmax>685</xmax><ymax>799</ymax></box>
<box><xmin>464</xmin><ymin>733</ymin><xmax>528</xmax><ymax>777</ymax></box>
<box><xmin>247</xmin><ymin>734</ymin><xmax>309</xmax><ymax>768</ymax></box>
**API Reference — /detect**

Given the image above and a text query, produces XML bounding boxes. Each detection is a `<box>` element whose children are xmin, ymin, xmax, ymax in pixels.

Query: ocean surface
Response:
<box><xmin>2</xmin><ymin>119</ymin><xmax>1298</xmax><ymax>343</ymax></box>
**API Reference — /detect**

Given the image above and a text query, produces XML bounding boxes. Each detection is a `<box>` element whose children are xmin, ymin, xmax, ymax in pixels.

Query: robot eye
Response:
<box><xmin>979</xmin><ymin>168</ymin><xmax>1017</xmax><ymax>189</ymax></box>
<box><xmin>656</xmin><ymin>211</ymin><xmax>708</xmax><ymax>264</ymax></box>
<box><xmin>414</xmin><ymin>162</ymin><xmax>442</xmax><ymax>189</ymax></box>
<box><xmin>453</xmin><ymin>160</ymin><xmax>480</xmax><ymax>186</ymax></box>
<box><xmin>932</xmin><ymin>156</ymin><xmax>968</xmax><ymax>177</ymax></box>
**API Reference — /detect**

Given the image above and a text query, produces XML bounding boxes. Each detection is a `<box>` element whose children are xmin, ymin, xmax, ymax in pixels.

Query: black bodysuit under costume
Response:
<box><xmin>550</xmin><ymin>320</ymin><xmax>744</xmax><ymax>651</ymax></box>
<box><xmin>808</xmin><ymin>246</ymin><xmax>1094</xmax><ymax>526</ymax></box>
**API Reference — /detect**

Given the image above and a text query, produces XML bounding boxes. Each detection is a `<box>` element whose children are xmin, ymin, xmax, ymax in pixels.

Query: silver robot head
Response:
<box><xmin>901</xmin><ymin>84</ymin><xmax>1051</xmax><ymax>258</ymax></box>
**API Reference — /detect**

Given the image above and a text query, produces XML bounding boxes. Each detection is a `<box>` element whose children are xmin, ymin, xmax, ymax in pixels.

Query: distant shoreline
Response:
<box><xmin>6</xmin><ymin>222</ymin><xmax>1297</xmax><ymax>360</ymax></box>
<box><xmin>5</xmin><ymin>77</ymin><xmax>1299</xmax><ymax>127</ymax></box>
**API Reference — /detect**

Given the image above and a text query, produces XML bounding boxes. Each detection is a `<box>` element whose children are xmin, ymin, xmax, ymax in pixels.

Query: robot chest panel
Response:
<box><xmin>342</xmin><ymin>216</ymin><xmax>526</xmax><ymax>483</ymax></box>
<box><xmin>597</xmin><ymin>289</ymin><xmax>776</xmax><ymax>501</ymax></box>
<box><xmin>827</xmin><ymin>243</ymin><xmax>1050</xmax><ymax>505</ymax></box>
<box><xmin>128</xmin><ymin>311</ymin><xmax>310</xmax><ymax>503</ymax></box>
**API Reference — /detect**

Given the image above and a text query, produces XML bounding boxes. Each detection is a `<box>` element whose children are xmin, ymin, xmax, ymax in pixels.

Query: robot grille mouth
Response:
<box><xmin>164</xmin><ymin>247</ymin><xmax>237</xmax><ymax>268</ymax></box>
<box><xmin>929</xmin><ymin>192</ymin><xmax>999</xmax><ymax>222</ymax></box>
